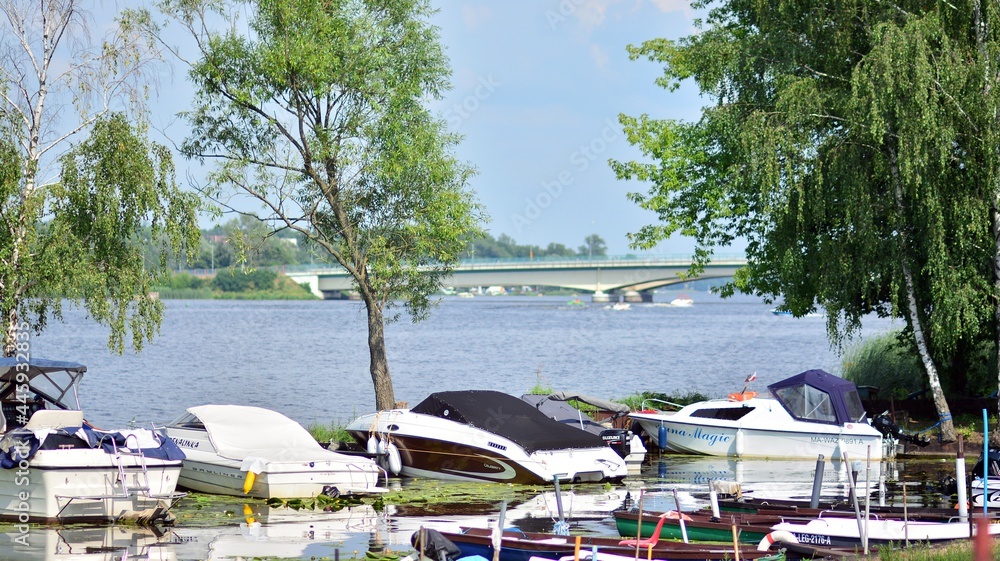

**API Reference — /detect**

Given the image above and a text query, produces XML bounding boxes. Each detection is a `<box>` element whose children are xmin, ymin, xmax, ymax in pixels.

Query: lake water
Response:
<box><xmin>5</xmin><ymin>291</ymin><xmax>930</xmax><ymax>561</ymax></box>
<box><xmin>25</xmin><ymin>290</ymin><xmax>897</xmax><ymax>429</ymax></box>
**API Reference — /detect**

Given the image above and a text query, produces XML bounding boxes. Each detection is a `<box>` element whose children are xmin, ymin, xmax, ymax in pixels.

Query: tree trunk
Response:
<box><xmin>992</xmin><ymin>202</ymin><xmax>1000</xmax><ymax>447</ymax></box>
<box><xmin>888</xmin><ymin>148</ymin><xmax>956</xmax><ymax>442</ymax></box>
<box><xmin>363</xmin><ymin>295</ymin><xmax>396</xmax><ymax>411</ymax></box>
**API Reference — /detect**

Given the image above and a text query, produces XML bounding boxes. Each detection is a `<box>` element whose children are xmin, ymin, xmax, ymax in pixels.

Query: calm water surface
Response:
<box><xmin>27</xmin><ymin>291</ymin><xmax>896</xmax><ymax>429</ymax></box>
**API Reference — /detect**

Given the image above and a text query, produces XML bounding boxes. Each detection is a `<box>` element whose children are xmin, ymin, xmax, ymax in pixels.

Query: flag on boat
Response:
<box><xmin>745</xmin><ymin>372</ymin><xmax>757</xmax><ymax>383</ymax></box>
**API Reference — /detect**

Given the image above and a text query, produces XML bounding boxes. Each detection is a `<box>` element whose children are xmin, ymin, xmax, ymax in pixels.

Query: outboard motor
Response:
<box><xmin>871</xmin><ymin>412</ymin><xmax>930</xmax><ymax>447</ymax></box>
<box><xmin>410</xmin><ymin>528</ymin><xmax>463</xmax><ymax>561</ymax></box>
<box><xmin>600</xmin><ymin>428</ymin><xmax>630</xmax><ymax>459</ymax></box>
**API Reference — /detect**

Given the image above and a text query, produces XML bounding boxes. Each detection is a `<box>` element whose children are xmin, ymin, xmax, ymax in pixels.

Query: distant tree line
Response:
<box><xmin>145</xmin><ymin>219</ymin><xmax>612</xmax><ymax>270</ymax></box>
<box><xmin>462</xmin><ymin>233</ymin><xmax>608</xmax><ymax>259</ymax></box>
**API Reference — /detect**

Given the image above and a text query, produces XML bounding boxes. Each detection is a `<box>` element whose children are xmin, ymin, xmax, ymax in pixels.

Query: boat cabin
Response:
<box><xmin>767</xmin><ymin>369</ymin><xmax>869</xmax><ymax>425</ymax></box>
<box><xmin>0</xmin><ymin>358</ymin><xmax>85</xmax><ymax>434</ymax></box>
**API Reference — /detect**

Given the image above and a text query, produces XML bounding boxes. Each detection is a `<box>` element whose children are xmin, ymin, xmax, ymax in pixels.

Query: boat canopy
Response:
<box><xmin>187</xmin><ymin>404</ymin><xmax>323</xmax><ymax>461</ymax></box>
<box><xmin>521</xmin><ymin>393</ymin><xmax>627</xmax><ymax>435</ymax></box>
<box><xmin>0</xmin><ymin>357</ymin><xmax>86</xmax><ymax>410</ymax></box>
<box><xmin>411</xmin><ymin>390</ymin><xmax>608</xmax><ymax>453</ymax></box>
<box><xmin>767</xmin><ymin>369</ymin><xmax>869</xmax><ymax>426</ymax></box>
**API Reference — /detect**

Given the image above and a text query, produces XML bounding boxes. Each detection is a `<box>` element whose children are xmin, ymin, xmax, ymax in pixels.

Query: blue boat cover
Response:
<box><xmin>1</xmin><ymin>426</ymin><xmax>185</xmax><ymax>468</ymax></box>
<box><xmin>0</xmin><ymin>357</ymin><xmax>87</xmax><ymax>376</ymax></box>
<box><xmin>767</xmin><ymin>369</ymin><xmax>869</xmax><ymax>426</ymax></box>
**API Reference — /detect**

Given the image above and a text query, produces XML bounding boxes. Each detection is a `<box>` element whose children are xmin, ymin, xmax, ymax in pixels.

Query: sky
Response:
<box><xmin>135</xmin><ymin>0</ymin><xmax>712</xmax><ymax>256</ymax></box>
<box><xmin>424</xmin><ymin>1</ymin><xmax>707</xmax><ymax>255</ymax></box>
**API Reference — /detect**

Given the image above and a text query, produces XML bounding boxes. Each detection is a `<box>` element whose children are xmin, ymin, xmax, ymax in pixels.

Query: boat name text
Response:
<box><xmin>171</xmin><ymin>437</ymin><xmax>200</xmax><ymax>449</ymax></box>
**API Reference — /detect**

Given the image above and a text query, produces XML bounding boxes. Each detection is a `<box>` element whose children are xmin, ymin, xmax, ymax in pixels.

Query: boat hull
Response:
<box><xmin>630</xmin><ymin>405</ymin><xmax>883</xmax><ymax>460</ymax></box>
<box><xmin>0</xmin><ymin>449</ymin><xmax>182</xmax><ymax>522</ymax></box>
<box><xmin>442</xmin><ymin>527</ymin><xmax>783</xmax><ymax>561</ymax></box>
<box><xmin>771</xmin><ymin>517</ymin><xmax>1000</xmax><ymax>547</ymax></box>
<box><xmin>166</xmin><ymin>425</ymin><xmax>383</xmax><ymax>499</ymax></box>
<box><xmin>613</xmin><ymin>510</ymin><xmax>770</xmax><ymax>544</ymax></box>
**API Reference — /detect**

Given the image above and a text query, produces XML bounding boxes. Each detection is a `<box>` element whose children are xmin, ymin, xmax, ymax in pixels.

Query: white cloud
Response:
<box><xmin>590</xmin><ymin>44</ymin><xmax>610</xmax><ymax>70</ymax></box>
<box><xmin>461</xmin><ymin>4</ymin><xmax>493</xmax><ymax>28</ymax></box>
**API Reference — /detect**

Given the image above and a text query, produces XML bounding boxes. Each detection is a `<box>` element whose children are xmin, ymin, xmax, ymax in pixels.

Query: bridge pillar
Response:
<box><xmin>591</xmin><ymin>290</ymin><xmax>610</xmax><ymax>303</ymax></box>
<box><xmin>298</xmin><ymin>275</ymin><xmax>322</xmax><ymax>299</ymax></box>
<box><xmin>623</xmin><ymin>290</ymin><xmax>643</xmax><ymax>303</ymax></box>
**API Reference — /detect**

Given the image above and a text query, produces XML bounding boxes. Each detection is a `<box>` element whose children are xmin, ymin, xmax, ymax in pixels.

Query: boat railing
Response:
<box><xmin>639</xmin><ymin>398</ymin><xmax>685</xmax><ymax>412</ymax></box>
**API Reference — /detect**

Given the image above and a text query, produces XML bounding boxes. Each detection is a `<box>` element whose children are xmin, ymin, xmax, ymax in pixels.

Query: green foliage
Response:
<box><xmin>615</xmin><ymin>390</ymin><xmax>710</xmax><ymax>411</ymax></box>
<box><xmin>307</xmin><ymin>421</ymin><xmax>352</xmax><ymax>445</ymax></box>
<box><xmin>212</xmin><ymin>268</ymin><xmax>276</xmax><ymax>292</ymax></box>
<box><xmin>842</xmin><ymin>331</ymin><xmax>925</xmax><ymax>399</ymax></box>
<box><xmin>463</xmin><ymin>233</ymin><xmax>606</xmax><ymax>259</ymax></box>
<box><xmin>612</xmin><ymin>0</ymin><xmax>1000</xmax><ymax>432</ymax></box>
<box><xmin>265</xmin><ymin>493</ymin><xmax>361</xmax><ymax>511</ymax></box>
<box><xmin>1</xmin><ymin>114</ymin><xmax>199</xmax><ymax>354</ymax></box>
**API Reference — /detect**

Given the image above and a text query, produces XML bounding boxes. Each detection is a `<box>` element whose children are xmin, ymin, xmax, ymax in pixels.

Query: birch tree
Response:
<box><xmin>0</xmin><ymin>0</ymin><xmax>199</xmax><ymax>357</ymax></box>
<box><xmin>611</xmin><ymin>1</ymin><xmax>1000</xmax><ymax>442</ymax></box>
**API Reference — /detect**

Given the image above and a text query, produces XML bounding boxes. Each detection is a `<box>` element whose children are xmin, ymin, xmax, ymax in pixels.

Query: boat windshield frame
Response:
<box><xmin>0</xmin><ymin>359</ymin><xmax>85</xmax><ymax>411</ymax></box>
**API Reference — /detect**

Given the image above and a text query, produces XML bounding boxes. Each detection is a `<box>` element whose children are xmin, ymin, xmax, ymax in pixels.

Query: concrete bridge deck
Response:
<box><xmin>282</xmin><ymin>255</ymin><xmax>746</xmax><ymax>301</ymax></box>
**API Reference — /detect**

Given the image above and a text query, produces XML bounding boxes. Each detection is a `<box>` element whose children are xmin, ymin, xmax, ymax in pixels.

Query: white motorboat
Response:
<box><xmin>345</xmin><ymin>390</ymin><xmax>629</xmax><ymax>484</ymax></box>
<box><xmin>628</xmin><ymin>370</ymin><xmax>886</xmax><ymax>460</ymax></box>
<box><xmin>165</xmin><ymin>404</ymin><xmax>384</xmax><ymax>499</ymax></box>
<box><xmin>0</xmin><ymin>358</ymin><xmax>185</xmax><ymax>523</ymax></box>
<box><xmin>521</xmin><ymin>392</ymin><xmax>646</xmax><ymax>471</ymax></box>
<box><xmin>669</xmin><ymin>294</ymin><xmax>694</xmax><ymax>307</ymax></box>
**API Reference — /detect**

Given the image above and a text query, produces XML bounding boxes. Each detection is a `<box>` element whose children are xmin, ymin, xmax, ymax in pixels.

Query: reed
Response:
<box><xmin>841</xmin><ymin>330</ymin><xmax>924</xmax><ymax>400</ymax></box>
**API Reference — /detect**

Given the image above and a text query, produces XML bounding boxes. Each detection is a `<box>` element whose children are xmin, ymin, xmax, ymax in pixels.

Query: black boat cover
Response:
<box><xmin>411</xmin><ymin>390</ymin><xmax>608</xmax><ymax>453</ymax></box>
<box><xmin>411</xmin><ymin>528</ymin><xmax>463</xmax><ymax>561</ymax></box>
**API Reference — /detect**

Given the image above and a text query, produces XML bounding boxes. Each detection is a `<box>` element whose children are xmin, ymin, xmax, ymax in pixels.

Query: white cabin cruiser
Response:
<box><xmin>0</xmin><ymin>358</ymin><xmax>185</xmax><ymax>522</ymax></box>
<box><xmin>165</xmin><ymin>405</ymin><xmax>385</xmax><ymax>499</ymax></box>
<box><xmin>345</xmin><ymin>390</ymin><xmax>628</xmax><ymax>484</ymax></box>
<box><xmin>629</xmin><ymin>370</ymin><xmax>886</xmax><ymax>460</ymax></box>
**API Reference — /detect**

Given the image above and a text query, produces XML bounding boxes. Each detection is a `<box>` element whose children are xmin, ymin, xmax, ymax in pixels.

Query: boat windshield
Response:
<box><xmin>843</xmin><ymin>388</ymin><xmax>867</xmax><ymax>423</ymax></box>
<box><xmin>169</xmin><ymin>411</ymin><xmax>206</xmax><ymax>429</ymax></box>
<box><xmin>773</xmin><ymin>384</ymin><xmax>837</xmax><ymax>423</ymax></box>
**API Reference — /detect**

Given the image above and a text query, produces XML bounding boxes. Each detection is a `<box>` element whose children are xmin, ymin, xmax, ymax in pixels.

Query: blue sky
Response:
<box><xmin>141</xmin><ymin>0</ymin><xmax>713</xmax><ymax>256</ymax></box>
<box><xmin>426</xmin><ymin>1</ymin><xmax>708</xmax><ymax>255</ymax></box>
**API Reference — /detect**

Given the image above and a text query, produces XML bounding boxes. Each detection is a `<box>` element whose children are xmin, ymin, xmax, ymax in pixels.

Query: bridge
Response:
<box><xmin>283</xmin><ymin>255</ymin><xmax>747</xmax><ymax>302</ymax></box>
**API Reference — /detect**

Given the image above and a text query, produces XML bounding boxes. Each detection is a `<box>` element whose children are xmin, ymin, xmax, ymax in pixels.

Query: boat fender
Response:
<box><xmin>243</xmin><ymin>471</ymin><xmax>257</xmax><ymax>495</ymax></box>
<box><xmin>386</xmin><ymin>442</ymin><xmax>403</xmax><ymax>475</ymax></box>
<box><xmin>757</xmin><ymin>530</ymin><xmax>798</xmax><ymax>551</ymax></box>
<box><xmin>735</xmin><ymin>429</ymin><xmax>745</xmax><ymax>457</ymax></box>
<box><xmin>376</xmin><ymin>439</ymin><xmax>389</xmax><ymax>470</ymax></box>
<box><xmin>657</xmin><ymin>424</ymin><xmax>667</xmax><ymax>452</ymax></box>
<box><xmin>367</xmin><ymin>435</ymin><xmax>379</xmax><ymax>455</ymax></box>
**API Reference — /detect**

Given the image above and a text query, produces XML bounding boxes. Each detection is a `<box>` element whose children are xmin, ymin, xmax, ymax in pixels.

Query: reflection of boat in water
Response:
<box><xmin>171</xmin><ymin>503</ymin><xmax>384</xmax><ymax>560</ymax></box>
<box><xmin>346</xmin><ymin>391</ymin><xmax>628</xmax><ymax>484</ymax></box>
<box><xmin>0</xmin><ymin>358</ymin><xmax>185</xmax><ymax>523</ymax></box>
<box><xmin>629</xmin><ymin>370</ymin><xmax>886</xmax><ymax>459</ymax></box>
<box><xmin>648</xmin><ymin>455</ymin><xmax>883</xmax><ymax>505</ymax></box>
<box><xmin>0</xmin><ymin>524</ymin><xmax>175</xmax><ymax>561</ymax></box>
<box><xmin>164</xmin><ymin>404</ymin><xmax>384</xmax><ymax>498</ymax></box>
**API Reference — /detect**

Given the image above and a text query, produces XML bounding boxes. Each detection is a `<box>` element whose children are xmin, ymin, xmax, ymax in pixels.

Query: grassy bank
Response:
<box><xmin>155</xmin><ymin>270</ymin><xmax>318</xmax><ymax>300</ymax></box>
